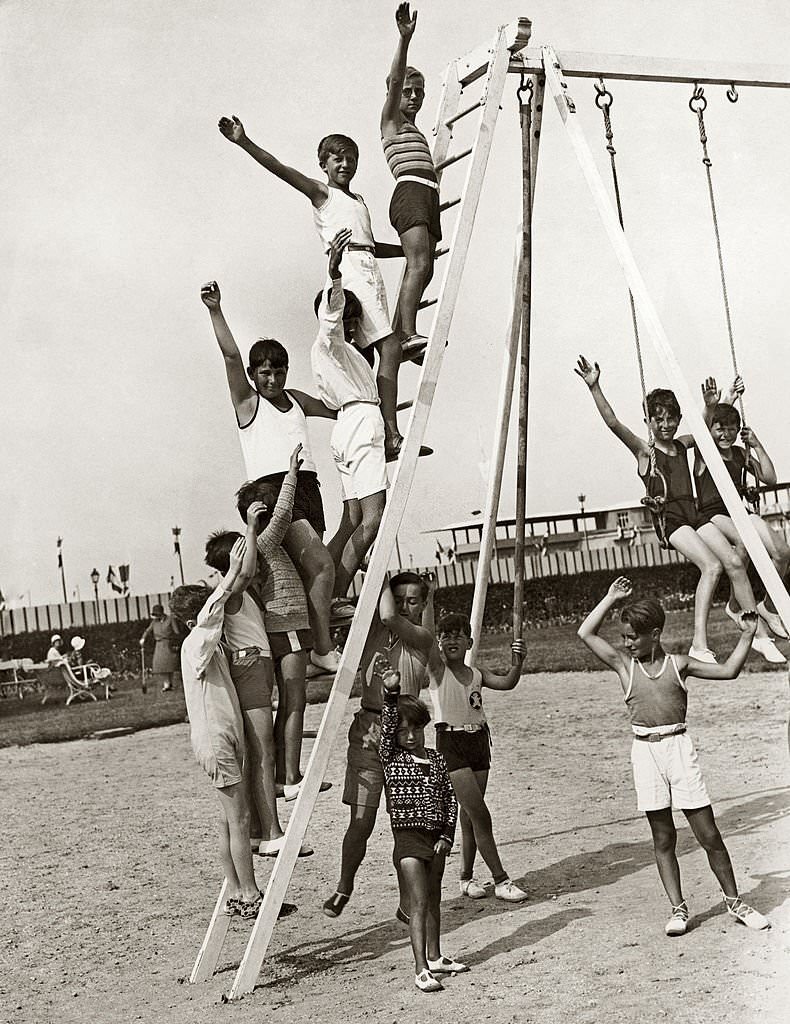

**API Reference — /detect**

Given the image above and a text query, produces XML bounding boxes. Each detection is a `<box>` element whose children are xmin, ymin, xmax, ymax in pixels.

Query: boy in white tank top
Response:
<box><xmin>200</xmin><ymin>280</ymin><xmax>347</xmax><ymax>675</ymax></box>
<box><xmin>578</xmin><ymin>577</ymin><xmax>770</xmax><ymax>935</ymax></box>
<box><xmin>217</xmin><ymin>115</ymin><xmax>414</xmax><ymax>462</ymax></box>
<box><xmin>427</xmin><ymin>613</ymin><xmax>528</xmax><ymax>905</ymax></box>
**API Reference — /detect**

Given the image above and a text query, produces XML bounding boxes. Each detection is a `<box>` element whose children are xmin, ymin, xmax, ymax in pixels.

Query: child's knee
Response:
<box><xmin>721</xmin><ymin>550</ymin><xmax>746</xmax><ymax>576</ymax></box>
<box><xmin>696</xmin><ymin>824</ymin><xmax>725</xmax><ymax>853</ymax></box>
<box><xmin>406</xmin><ymin>249</ymin><xmax>431</xmax><ymax>279</ymax></box>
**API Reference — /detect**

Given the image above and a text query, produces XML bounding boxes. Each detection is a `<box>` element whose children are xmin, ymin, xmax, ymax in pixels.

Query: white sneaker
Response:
<box><xmin>427</xmin><ymin>954</ymin><xmax>469</xmax><ymax>974</ymax></box>
<box><xmin>757</xmin><ymin>599</ymin><xmax>790</xmax><ymax>639</ymax></box>
<box><xmin>494</xmin><ymin>879</ymin><xmax>528</xmax><ymax>903</ymax></box>
<box><xmin>750</xmin><ymin>636</ymin><xmax>786</xmax><ymax>664</ymax></box>
<box><xmin>415</xmin><ymin>969</ymin><xmax>443</xmax><ymax>993</ymax></box>
<box><xmin>311</xmin><ymin>649</ymin><xmax>341</xmax><ymax>673</ymax></box>
<box><xmin>664</xmin><ymin>901</ymin><xmax>689</xmax><ymax>936</ymax></box>
<box><xmin>724</xmin><ymin>894</ymin><xmax>771</xmax><ymax>930</ymax></box>
<box><xmin>459</xmin><ymin>878</ymin><xmax>487</xmax><ymax>899</ymax></box>
<box><xmin>688</xmin><ymin>646</ymin><xmax>717</xmax><ymax>664</ymax></box>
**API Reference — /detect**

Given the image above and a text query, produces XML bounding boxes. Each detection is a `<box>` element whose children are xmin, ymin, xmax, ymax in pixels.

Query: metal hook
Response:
<box><xmin>689</xmin><ymin>83</ymin><xmax>707</xmax><ymax>113</ymax></box>
<box><xmin>594</xmin><ymin>77</ymin><xmax>613</xmax><ymax>110</ymax></box>
<box><xmin>516</xmin><ymin>72</ymin><xmax>532</xmax><ymax>104</ymax></box>
<box><xmin>726</xmin><ymin>82</ymin><xmax>739</xmax><ymax>103</ymax></box>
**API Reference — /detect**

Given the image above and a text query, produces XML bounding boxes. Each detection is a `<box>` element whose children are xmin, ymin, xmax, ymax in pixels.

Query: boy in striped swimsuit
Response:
<box><xmin>578</xmin><ymin>576</ymin><xmax>770</xmax><ymax>936</ymax></box>
<box><xmin>217</xmin><ymin>117</ymin><xmax>410</xmax><ymax>462</ymax></box>
<box><xmin>381</xmin><ymin>3</ymin><xmax>442</xmax><ymax>362</ymax></box>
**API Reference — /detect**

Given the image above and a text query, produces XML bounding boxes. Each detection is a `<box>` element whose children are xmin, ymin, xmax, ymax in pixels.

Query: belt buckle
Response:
<box><xmin>464</xmin><ymin>724</ymin><xmax>477</xmax><ymax>734</ymax></box>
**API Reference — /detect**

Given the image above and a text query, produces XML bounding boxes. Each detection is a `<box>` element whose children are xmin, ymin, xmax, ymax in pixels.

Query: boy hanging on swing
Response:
<box><xmin>574</xmin><ymin>356</ymin><xmax>764</xmax><ymax>664</ymax></box>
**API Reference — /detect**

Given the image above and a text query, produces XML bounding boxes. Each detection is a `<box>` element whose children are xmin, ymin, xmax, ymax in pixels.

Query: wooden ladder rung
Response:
<box><xmin>435</xmin><ymin>146</ymin><xmax>473</xmax><ymax>171</ymax></box>
<box><xmin>418</xmin><ymin>297</ymin><xmax>438</xmax><ymax>311</ymax></box>
<box><xmin>434</xmin><ymin>246</ymin><xmax>450</xmax><ymax>258</ymax></box>
<box><xmin>439</xmin><ymin>196</ymin><xmax>461</xmax><ymax>213</ymax></box>
<box><xmin>445</xmin><ymin>99</ymin><xmax>483</xmax><ymax>126</ymax></box>
<box><xmin>396</xmin><ymin>399</ymin><xmax>413</xmax><ymax>411</ymax></box>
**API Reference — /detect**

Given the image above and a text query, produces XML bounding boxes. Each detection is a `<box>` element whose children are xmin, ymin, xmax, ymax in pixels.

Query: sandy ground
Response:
<box><xmin>3</xmin><ymin>670</ymin><xmax>789</xmax><ymax>1024</ymax></box>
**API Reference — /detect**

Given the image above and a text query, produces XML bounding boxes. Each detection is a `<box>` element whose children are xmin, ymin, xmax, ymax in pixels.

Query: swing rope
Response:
<box><xmin>689</xmin><ymin>84</ymin><xmax>758</xmax><ymax>508</ymax></box>
<box><xmin>594</xmin><ymin>79</ymin><xmax>669</xmax><ymax>545</ymax></box>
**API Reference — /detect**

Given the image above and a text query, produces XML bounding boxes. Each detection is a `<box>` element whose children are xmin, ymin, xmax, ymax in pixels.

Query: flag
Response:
<box><xmin>119</xmin><ymin>563</ymin><xmax>130</xmax><ymax>595</ymax></box>
<box><xmin>173</xmin><ymin>535</ymin><xmax>181</xmax><ymax>555</ymax></box>
<box><xmin>57</xmin><ymin>536</ymin><xmax>63</xmax><ymax>569</ymax></box>
<box><xmin>0</xmin><ymin>587</ymin><xmax>5</xmax><ymax>612</ymax></box>
<box><xmin>107</xmin><ymin>566</ymin><xmax>123</xmax><ymax>594</ymax></box>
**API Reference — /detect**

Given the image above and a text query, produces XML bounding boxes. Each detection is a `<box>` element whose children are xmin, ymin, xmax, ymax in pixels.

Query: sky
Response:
<box><xmin>3</xmin><ymin>0</ymin><xmax>790</xmax><ymax>605</ymax></box>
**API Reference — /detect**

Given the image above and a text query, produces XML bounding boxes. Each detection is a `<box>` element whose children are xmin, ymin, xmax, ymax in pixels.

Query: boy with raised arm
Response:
<box><xmin>201</xmin><ymin>280</ymin><xmax>350</xmax><ymax>670</ymax></box>
<box><xmin>575</xmin><ymin>355</ymin><xmax>765</xmax><ymax>664</ymax></box>
<box><xmin>381</xmin><ymin>3</ymin><xmax>441</xmax><ymax>360</ymax></box>
<box><xmin>217</xmin><ymin>117</ymin><xmax>409</xmax><ymax>461</ymax></box>
<box><xmin>577</xmin><ymin>577</ymin><xmax>770</xmax><ymax>936</ymax></box>
<box><xmin>323</xmin><ymin>571</ymin><xmax>435</xmax><ymax>920</ymax></box>
<box><xmin>427</xmin><ymin>614</ymin><xmax>528</xmax><ymax>903</ymax></box>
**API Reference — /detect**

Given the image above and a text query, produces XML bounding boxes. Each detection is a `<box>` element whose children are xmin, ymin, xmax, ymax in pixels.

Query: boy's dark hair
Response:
<box><xmin>644</xmin><ymin>388</ymin><xmax>681</xmax><ymax>421</ymax></box>
<box><xmin>313</xmin><ymin>288</ymin><xmax>363</xmax><ymax>321</ymax></box>
<box><xmin>437</xmin><ymin>612</ymin><xmax>472</xmax><ymax>637</ymax></box>
<box><xmin>170</xmin><ymin>584</ymin><xmax>212</xmax><ymax>626</ymax></box>
<box><xmin>620</xmin><ymin>598</ymin><xmax>666</xmax><ymax>635</ymax></box>
<box><xmin>248</xmin><ymin>338</ymin><xmax>289</xmax><ymax>372</ymax></box>
<box><xmin>317</xmin><ymin>134</ymin><xmax>359</xmax><ymax>166</ymax></box>
<box><xmin>390</xmin><ymin>571</ymin><xmax>429</xmax><ymax>601</ymax></box>
<box><xmin>710</xmin><ymin>403</ymin><xmax>741</xmax><ymax>429</ymax></box>
<box><xmin>385</xmin><ymin>65</ymin><xmax>424</xmax><ymax>89</ymax></box>
<box><xmin>236</xmin><ymin>479</ymin><xmax>279</xmax><ymax>523</ymax></box>
<box><xmin>205</xmin><ymin>530</ymin><xmax>242</xmax><ymax>573</ymax></box>
<box><xmin>397</xmin><ymin>693</ymin><xmax>431</xmax><ymax>730</ymax></box>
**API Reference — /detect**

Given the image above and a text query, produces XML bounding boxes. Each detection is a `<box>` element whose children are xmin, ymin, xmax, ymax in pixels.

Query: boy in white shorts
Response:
<box><xmin>218</xmin><ymin>117</ymin><xmax>410</xmax><ymax>461</ymax></box>
<box><xmin>578</xmin><ymin>577</ymin><xmax>770</xmax><ymax>936</ymax></box>
<box><xmin>312</xmin><ymin>228</ymin><xmax>420</xmax><ymax>600</ymax></box>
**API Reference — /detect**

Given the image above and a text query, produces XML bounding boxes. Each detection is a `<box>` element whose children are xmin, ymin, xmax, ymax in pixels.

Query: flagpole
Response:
<box><xmin>57</xmin><ymin>537</ymin><xmax>68</xmax><ymax>602</ymax></box>
<box><xmin>172</xmin><ymin>526</ymin><xmax>185</xmax><ymax>585</ymax></box>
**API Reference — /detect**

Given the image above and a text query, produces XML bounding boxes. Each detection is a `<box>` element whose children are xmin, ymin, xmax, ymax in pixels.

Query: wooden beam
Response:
<box><xmin>542</xmin><ymin>45</ymin><xmax>790</xmax><ymax>635</ymax></box>
<box><xmin>455</xmin><ymin>17</ymin><xmax>532</xmax><ymax>87</ymax></box>
<box><xmin>513</xmin><ymin>47</ymin><xmax>790</xmax><ymax>88</ymax></box>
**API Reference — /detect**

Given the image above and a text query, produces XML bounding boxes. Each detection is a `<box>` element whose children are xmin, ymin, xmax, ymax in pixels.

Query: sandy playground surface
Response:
<box><xmin>3</xmin><ymin>669</ymin><xmax>789</xmax><ymax>1024</ymax></box>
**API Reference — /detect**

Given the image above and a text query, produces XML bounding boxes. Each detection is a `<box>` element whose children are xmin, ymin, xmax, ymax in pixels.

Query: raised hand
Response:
<box><xmin>289</xmin><ymin>443</ymin><xmax>304</xmax><ymax>474</ymax></box>
<box><xmin>218</xmin><ymin>115</ymin><xmax>246</xmax><ymax>144</ymax></box>
<box><xmin>328</xmin><ymin>228</ymin><xmax>352</xmax><ymax>279</ymax></box>
<box><xmin>574</xmin><ymin>355</ymin><xmax>600</xmax><ymax>388</ymax></box>
<box><xmin>607</xmin><ymin>576</ymin><xmax>633</xmax><ymax>601</ymax></box>
<box><xmin>395</xmin><ymin>2</ymin><xmax>417</xmax><ymax>38</ymax></box>
<box><xmin>228</xmin><ymin>536</ymin><xmax>247</xmax><ymax>573</ymax></box>
<box><xmin>246</xmin><ymin>500</ymin><xmax>268</xmax><ymax>530</ymax></box>
<box><xmin>723</xmin><ymin>374</ymin><xmax>745</xmax><ymax>405</ymax></box>
<box><xmin>511</xmin><ymin>638</ymin><xmax>526</xmax><ymax>664</ymax></box>
<box><xmin>420</xmin><ymin>570</ymin><xmax>437</xmax><ymax>594</ymax></box>
<box><xmin>701</xmin><ymin>376</ymin><xmax>720</xmax><ymax>407</ymax></box>
<box><xmin>372</xmin><ymin>652</ymin><xmax>400</xmax><ymax>690</ymax></box>
<box><xmin>201</xmin><ymin>280</ymin><xmax>221</xmax><ymax>309</ymax></box>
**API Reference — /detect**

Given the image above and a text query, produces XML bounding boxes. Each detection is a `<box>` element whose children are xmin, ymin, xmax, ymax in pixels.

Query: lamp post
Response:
<box><xmin>90</xmin><ymin>567</ymin><xmax>100</xmax><ymax>622</ymax></box>
<box><xmin>578</xmin><ymin>493</ymin><xmax>590</xmax><ymax>554</ymax></box>
<box><xmin>172</xmin><ymin>526</ymin><xmax>185</xmax><ymax>585</ymax></box>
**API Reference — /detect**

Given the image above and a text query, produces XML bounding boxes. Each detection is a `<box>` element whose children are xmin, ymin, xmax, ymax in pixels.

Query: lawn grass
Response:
<box><xmin>2</xmin><ymin>606</ymin><xmax>783</xmax><ymax>749</ymax></box>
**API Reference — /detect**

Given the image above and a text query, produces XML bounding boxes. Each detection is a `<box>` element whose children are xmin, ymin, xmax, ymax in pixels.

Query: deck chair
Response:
<box><xmin>59</xmin><ymin>662</ymin><xmax>112</xmax><ymax>705</ymax></box>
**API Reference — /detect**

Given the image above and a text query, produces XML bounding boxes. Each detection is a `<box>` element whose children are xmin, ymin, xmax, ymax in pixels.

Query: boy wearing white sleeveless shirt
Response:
<box><xmin>217</xmin><ymin>117</ymin><xmax>413</xmax><ymax>461</ymax></box>
<box><xmin>200</xmin><ymin>280</ymin><xmax>345</xmax><ymax>675</ymax></box>
<box><xmin>578</xmin><ymin>577</ymin><xmax>770</xmax><ymax>936</ymax></box>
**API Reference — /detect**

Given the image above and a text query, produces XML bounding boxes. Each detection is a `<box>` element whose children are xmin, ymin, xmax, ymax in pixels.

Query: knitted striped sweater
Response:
<box><xmin>379</xmin><ymin>687</ymin><xmax>457</xmax><ymax>843</ymax></box>
<box><xmin>252</xmin><ymin>474</ymin><xmax>310</xmax><ymax>633</ymax></box>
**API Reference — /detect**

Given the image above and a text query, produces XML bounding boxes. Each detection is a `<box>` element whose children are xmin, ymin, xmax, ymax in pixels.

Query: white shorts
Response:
<box><xmin>331</xmin><ymin>403</ymin><xmax>388</xmax><ymax>501</ymax></box>
<box><xmin>341</xmin><ymin>252</ymin><xmax>392</xmax><ymax>349</ymax></box>
<box><xmin>630</xmin><ymin>732</ymin><xmax>710</xmax><ymax>812</ymax></box>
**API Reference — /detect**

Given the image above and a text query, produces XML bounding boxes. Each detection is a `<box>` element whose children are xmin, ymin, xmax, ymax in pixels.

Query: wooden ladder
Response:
<box><xmin>190</xmin><ymin>16</ymin><xmax>532</xmax><ymax>1000</ymax></box>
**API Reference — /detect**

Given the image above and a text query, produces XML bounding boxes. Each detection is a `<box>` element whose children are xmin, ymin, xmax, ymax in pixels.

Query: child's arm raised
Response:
<box><xmin>381</xmin><ymin>3</ymin><xmax>417</xmax><ymax>136</ymax></box>
<box><xmin>257</xmin><ymin>445</ymin><xmax>301</xmax><ymax>555</ymax></box>
<box><xmin>740</xmin><ymin>426</ymin><xmax>777</xmax><ymax>485</ymax></box>
<box><xmin>577</xmin><ymin>577</ymin><xmax>632</xmax><ymax>682</ymax></box>
<box><xmin>375</xmin><ymin>654</ymin><xmax>402</xmax><ymax>764</ymax></box>
<box><xmin>574</xmin><ymin>356</ymin><xmax>649</xmax><ymax>467</ymax></box>
<box><xmin>675</xmin><ymin>611</ymin><xmax>758</xmax><ymax>680</ymax></box>
<box><xmin>480</xmin><ymin>638</ymin><xmax>527</xmax><ymax>691</ymax></box>
<box><xmin>379</xmin><ymin>579</ymin><xmax>434</xmax><ymax>655</ymax></box>
<box><xmin>218</xmin><ymin>116</ymin><xmax>328</xmax><ymax>207</ymax></box>
<box><xmin>224</xmin><ymin>503</ymin><xmax>265</xmax><ymax>614</ymax></box>
<box><xmin>200</xmin><ymin>281</ymin><xmax>257</xmax><ymax>423</ymax></box>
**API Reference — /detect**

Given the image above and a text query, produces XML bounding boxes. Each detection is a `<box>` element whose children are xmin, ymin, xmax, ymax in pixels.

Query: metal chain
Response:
<box><xmin>689</xmin><ymin>84</ymin><xmax>755</xmax><ymax>507</ymax></box>
<box><xmin>594</xmin><ymin>78</ymin><xmax>657</xmax><ymax>480</ymax></box>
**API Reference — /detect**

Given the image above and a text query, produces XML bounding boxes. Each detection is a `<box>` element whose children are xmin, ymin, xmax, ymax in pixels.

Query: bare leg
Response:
<box><xmin>697</xmin><ymin>521</ymin><xmax>757</xmax><ymax>613</ymax></box>
<box><xmin>273</xmin><ymin>652</ymin><xmax>307</xmax><ymax>787</ymax></box>
<box><xmin>216</xmin><ymin>812</ymin><xmax>241</xmax><ymax>898</ymax></box>
<box><xmin>715</xmin><ymin>512</ymin><xmax>790</xmax><ymax>618</ymax></box>
<box><xmin>373</xmin><ymin>333</ymin><xmax>403</xmax><ymax>450</ymax></box>
<box><xmin>215</xmin><ymin>779</ymin><xmax>258</xmax><ymax>901</ymax></box>
<box><xmin>449</xmin><ymin>768</ymin><xmax>507</xmax><ymax>883</ymax></box>
<box><xmin>398</xmin><ymin>224</ymin><xmax>434</xmax><ymax>338</ymax></box>
<box><xmin>426</xmin><ymin>851</ymin><xmax>446</xmax><ymax>963</ymax></box>
<box><xmin>243</xmin><ymin>706</ymin><xmax>282</xmax><ymax>842</ymax></box>
<box><xmin>284</xmin><ymin>519</ymin><xmax>335</xmax><ymax>656</ymax></box>
<box><xmin>326</xmin><ymin>499</ymin><xmax>361</xmax><ymax>576</ymax></box>
<box><xmin>645</xmin><ymin>808</ymin><xmax>683</xmax><ymax>906</ymax></box>
<box><xmin>334</xmin><ymin>490</ymin><xmax>386</xmax><ymax>598</ymax></box>
<box><xmin>400</xmin><ymin>857</ymin><xmax>430</xmax><ymax>973</ymax></box>
<box><xmin>683</xmin><ymin>805</ymin><xmax>737</xmax><ymax>897</ymax></box>
<box><xmin>458</xmin><ymin>805</ymin><xmax>477</xmax><ymax>881</ymax></box>
<box><xmin>337</xmin><ymin>803</ymin><xmax>379</xmax><ymax>896</ymax></box>
<box><xmin>668</xmin><ymin>525</ymin><xmax>724</xmax><ymax>652</ymax></box>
